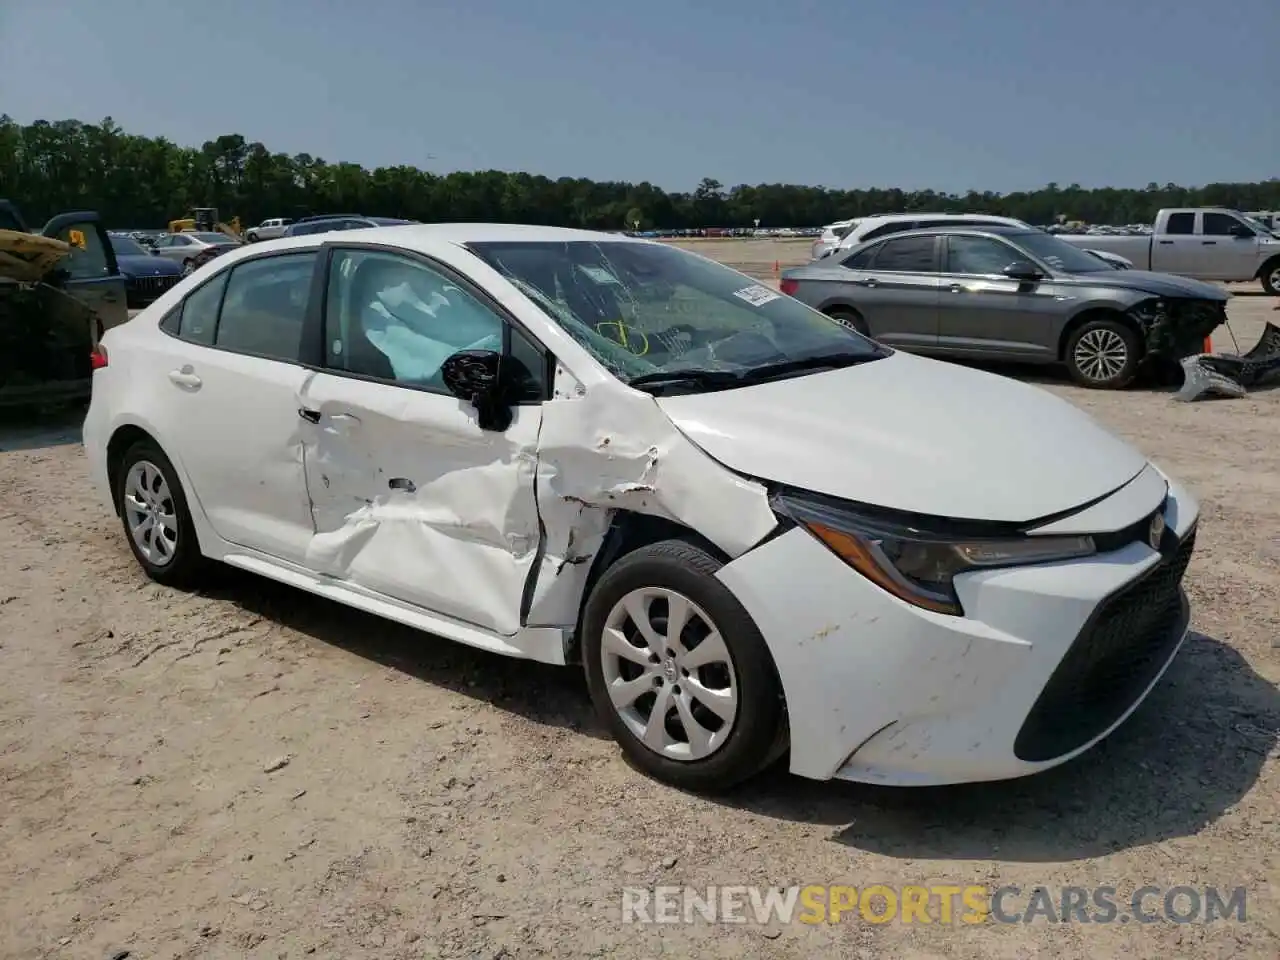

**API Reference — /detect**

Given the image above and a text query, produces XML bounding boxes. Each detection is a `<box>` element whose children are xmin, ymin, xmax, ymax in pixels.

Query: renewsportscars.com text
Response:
<box><xmin>621</xmin><ymin>884</ymin><xmax>1248</xmax><ymax>925</ymax></box>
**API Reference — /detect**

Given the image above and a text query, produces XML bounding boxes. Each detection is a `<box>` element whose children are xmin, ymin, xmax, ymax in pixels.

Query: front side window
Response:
<box><xmin>1203</xmin><ymin>212</ymin><xmax>1247</xmax><ymax>236</ymax></box>
<box><xmin>324</xmin><ymin>249</ymin><xmax>526</xmax><ymax>394</ymax></box>
<box><xmin>215</xmin><ymin>253</ymin><xmax>317</xmax><ymax>361</ymax></box>
<box><xmin>467</xmin><ymin>240</ymin><xmax>883</xmax><ymax>385</ymax></box>
<box><xmin>1166</xmin><ymin>213</ymin><xmax>1195</xmax><ymax>235</ymax></box>
<box><xmin>946</xmin><ymin>235</ymin><xmax>1019</xmax><ymax>274</ymax></box>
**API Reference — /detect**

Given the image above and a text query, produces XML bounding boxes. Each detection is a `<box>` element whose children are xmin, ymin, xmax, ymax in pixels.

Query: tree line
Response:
<box><xmin>3</xmin><ymin>115</ymin><xmax>1279</xmax><ymax>231</ymax></box>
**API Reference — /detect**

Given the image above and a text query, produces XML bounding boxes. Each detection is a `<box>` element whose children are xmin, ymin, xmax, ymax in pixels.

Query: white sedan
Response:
<box><xmin>83</xmin><ymin>224</ymin><xmax>1199</xmax><ymax>792</ymax></box>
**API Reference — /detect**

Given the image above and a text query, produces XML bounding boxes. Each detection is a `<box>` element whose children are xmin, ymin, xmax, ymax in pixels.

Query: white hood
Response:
<box><xmin>655</xmin><ymin>352</ymin><xmax>1148</xmax><ymax>523</ymax></box>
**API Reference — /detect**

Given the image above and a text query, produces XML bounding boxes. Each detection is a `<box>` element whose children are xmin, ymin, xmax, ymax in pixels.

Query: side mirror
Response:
<box><xmin>1002</xmin><ymin>260</ymin><xmax>1043</xmax><ymax>281</ymax></box>
<box><xmin>440</xmin><ymin>349</ymin><xmax>511</xmax><ymax>431</ymax></box>
<box><xmin>1230</xmin><ymin>225</ymin><xmax>1255</xmax><ymax>239</ymax></box>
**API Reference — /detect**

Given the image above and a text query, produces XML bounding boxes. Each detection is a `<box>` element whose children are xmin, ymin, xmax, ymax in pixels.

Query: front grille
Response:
<box><xmin>1013</xmin><ymin>528</ymin><xmax>1196</xmax><ymax>763</ymax></box>
<box><xmin>127</xmin><ymin>274</ymin><xmax>180</xmax><ymax>304</ymax></box>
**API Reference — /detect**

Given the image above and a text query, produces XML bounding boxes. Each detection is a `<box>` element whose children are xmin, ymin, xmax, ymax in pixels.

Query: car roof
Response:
<box><xmin>231</xmin><ymin>223</ymin><xmax>651</xmax><ymax>261</ymax></box>
<box><xmin>290</xmin><ymin>222</ymin><xmax>640</xmax><ymax>245</ymax></box>
<box><xmin>863</xmin><ymin>223</ymin><xmax>1034</xmax><ymax>240</ymax></box>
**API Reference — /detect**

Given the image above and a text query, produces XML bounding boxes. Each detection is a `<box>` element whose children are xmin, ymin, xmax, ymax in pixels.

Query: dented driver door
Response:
<box><xmin>296</xmin><ymin>245</ymin><xmax>546</xmax><ymax>636</ymax></box>
<box><xmin>297</xmin><ymin>374</ymin><xmax>542</xmax><ymax>635</ymax></box>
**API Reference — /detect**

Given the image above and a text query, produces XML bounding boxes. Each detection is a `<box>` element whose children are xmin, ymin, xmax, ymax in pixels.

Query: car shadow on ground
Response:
<box><xmin>205</xmin><ymin>566</ymin><xmax>610</xmax><ymax>740</ymax></box>
<box><xmin>0</xmin><ymin>403</ymin><xmax>86</xmax><ymax>453</ymax></box>
<box><xmin>715</xmin><ymin>632</ymin><xmax>1278</xmax><ymax>862</ymax></box>
<box><xmin>207</xmin><ymin>563</ymin><xmax>1276</xmax><ymax>860</ymax></box>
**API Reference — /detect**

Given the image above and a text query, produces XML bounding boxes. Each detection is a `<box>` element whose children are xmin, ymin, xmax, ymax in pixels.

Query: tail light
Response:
<box><xmin>90</xmin><ymin>344</ymin><xmax>109</xmax><ymax>370</ymax></box>
<box><xmin>779</xmin><ymin>278</ymin><xmax>799</xmax><ymax>296</ymax></box>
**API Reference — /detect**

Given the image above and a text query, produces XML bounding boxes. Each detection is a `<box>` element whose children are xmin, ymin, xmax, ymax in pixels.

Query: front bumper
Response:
<box><xmin>714</xmin><ymin>471</ymin><xmax>1199</xmax><ymax>785</ymax></box>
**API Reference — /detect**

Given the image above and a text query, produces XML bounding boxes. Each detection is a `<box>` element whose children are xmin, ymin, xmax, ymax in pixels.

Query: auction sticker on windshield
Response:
<box><xmin>733</xmin><ymin>285</ymin><xmax>780</xmax><ymax>307</ymax></box>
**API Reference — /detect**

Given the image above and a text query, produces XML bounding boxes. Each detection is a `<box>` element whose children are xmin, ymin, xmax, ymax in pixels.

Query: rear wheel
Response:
<box><xmin>114</xmin><ymin>439</ymin><xmax>206</xmax><ymax>586</ymax></box>
<box><xmin>582</xmin><ymin>540</ymin><xmax>784</xmax><ymax>792</ymax></box>
<box><xmin>825</xmin><ymin>307</ymin><xmax>869</xmax><ymax>336</ymax></box>
<box><xmin>1065</xmin><ymin>317</ymin><xmax>1141</xmax><ymax>389</ymax></box>
<box><xmin>181</xmin><ymin>258</ymin><xmax>196</xmax><ymax>276</ymax></box>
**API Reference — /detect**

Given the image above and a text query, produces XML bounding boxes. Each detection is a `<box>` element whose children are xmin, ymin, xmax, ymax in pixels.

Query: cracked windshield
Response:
<box><xmin>468</xmin><ymin>240</ymin><xmax>884</xmax><ymax>388</ymax></box>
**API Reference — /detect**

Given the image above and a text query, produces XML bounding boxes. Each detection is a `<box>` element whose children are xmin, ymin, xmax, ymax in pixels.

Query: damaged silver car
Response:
<box><xmin>781</xmin><ymin>224</ymin><xmax>1228</xmax><ymax>388</ymax></box>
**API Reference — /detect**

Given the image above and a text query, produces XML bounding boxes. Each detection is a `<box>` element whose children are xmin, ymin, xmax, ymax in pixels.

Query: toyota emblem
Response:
<box><xmin>1148</xmin><ymin>512</ymin><xmax>1166</xmax><ymax>551</ymax></box>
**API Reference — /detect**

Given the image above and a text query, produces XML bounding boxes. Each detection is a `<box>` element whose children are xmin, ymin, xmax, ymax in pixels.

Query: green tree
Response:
<box><xmin>3</xmin><ymin>115</ymin><xmax>1279</xmax><ymax>231</ymax></box>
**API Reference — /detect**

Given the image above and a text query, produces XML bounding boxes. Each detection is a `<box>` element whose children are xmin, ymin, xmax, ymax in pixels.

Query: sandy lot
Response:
<box><xmin>1</xmin><ymin>244</ymin><xmax>1278</xmax><ymax>959</ymax></box>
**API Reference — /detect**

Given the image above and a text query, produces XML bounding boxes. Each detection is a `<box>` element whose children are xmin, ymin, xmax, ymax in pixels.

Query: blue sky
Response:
<box><xmin>2</xmin><ymin>0</ymin><xmax>1276</xmax><ymax>193</ymax></box>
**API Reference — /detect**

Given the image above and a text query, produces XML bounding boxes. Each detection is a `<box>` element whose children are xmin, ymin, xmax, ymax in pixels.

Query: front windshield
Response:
<box><xmin>1007</xmin><ymin>230</ymin><xmax>1115</xmax><ymax>274</ymax></box>
<box><xmin>109</xmin><ymin>236</ymin><xmax>147</xmax><ymax>257</ymax></box>
<box><xmin>1243</xmin><ymin>216</ymin><xmax>1278</xmax><ymax>239</ymax></box>
<box><xmin>467</xmin><ymin>240</ymin><xmax>885</xmax><ymax>383</ymax></box>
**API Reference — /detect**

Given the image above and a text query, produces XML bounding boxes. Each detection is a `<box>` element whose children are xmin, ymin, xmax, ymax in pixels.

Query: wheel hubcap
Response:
<box><xmin>600</xmin><ymin>587</ymin><xmax>739</xmax><ymax>762</ymax></box>
<box><xmin>1074</xmin><ymin>329</ymin><xmax>1128</xmax><ymax>382</ymax></box>
<box><xmin>123</xmin><ymin>460</ymin><xmax>178</xmax><ymax>566</ymax></box>
<box><xmin>1269</xmin><ymin>267</ymin><xmax>1280</xmax><ymax>292</ymax></box>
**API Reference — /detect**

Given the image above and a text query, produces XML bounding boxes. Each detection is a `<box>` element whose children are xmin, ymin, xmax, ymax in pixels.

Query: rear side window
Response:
<box><xmin>175</xmin><ymin>273</ymin><xmax>228</xmax><ymax>345</ymax></box>
<box><xmin>1166</xmin><ymin>213</ymin><xmax>1195</xmax><ymax>235</ymax></box>
<box><xmin>215</xmin><ymin>253</ymin><xmax>316</xmax><ymax>361</ymax></box>
<box><xmin>841</xmin><ymin>243</ymin><xmax>881</xmax><ymax>269</ymax></box>
<box><xmin>871</xmin><ymin>236</ymin><xmax>937</xmax><ymax>272</ymax></box>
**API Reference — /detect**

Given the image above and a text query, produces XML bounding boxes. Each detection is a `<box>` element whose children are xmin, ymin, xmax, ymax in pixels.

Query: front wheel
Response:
<box><xmin>1065</xmin><ymin>318</ymin><xmax>1141</xmax><ymax>389</ymax></box>
<box><xmin>1260</xmin><ymin>259</ymin><xmax>1280</xmax><ymax>296</ymax></box>
<box><xmin>582</xmin><ymin>539</ymin><xmax>785</xmax><ymax>792</ymax></box>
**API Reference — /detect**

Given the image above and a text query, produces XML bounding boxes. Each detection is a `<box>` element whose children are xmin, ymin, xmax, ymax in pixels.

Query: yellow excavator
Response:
<box><xmin>168</xmin><ymin>207</ymin><xmax>242</xmax><ymax>239</ymax></box>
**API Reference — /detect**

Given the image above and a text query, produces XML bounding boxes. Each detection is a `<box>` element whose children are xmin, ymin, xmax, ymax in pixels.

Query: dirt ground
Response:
<box><xmin>1</xmin><ymin>242</ymin><xmax>1278</xmax><ymax>959</ymax></box>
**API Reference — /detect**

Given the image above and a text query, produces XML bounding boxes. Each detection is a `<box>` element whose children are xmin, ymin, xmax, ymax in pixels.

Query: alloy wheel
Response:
<box><xmin>123</xmin><ymin>460</ymin><xmax>179</xmax><ymax>566</ymax></box>
<box><xmin>1073</xmin><ymin>328</ymin><xmax>1129</xmax><ymax>382</ymax></box>
<box><xmin>599</xmin><ymin>586</ymin><xmax>739</xmax><ymax>762</ymax></box>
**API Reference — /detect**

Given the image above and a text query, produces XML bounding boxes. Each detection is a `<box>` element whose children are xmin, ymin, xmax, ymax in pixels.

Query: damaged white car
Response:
<box><xmin>83</xmin><ymin>224</ymin><xmax>1200</xmax><ymax>792</ymax></box>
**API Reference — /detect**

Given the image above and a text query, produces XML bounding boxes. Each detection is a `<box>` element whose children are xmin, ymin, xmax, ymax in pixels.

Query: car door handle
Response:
<box><xmin>168</xmin><ymin>367</ymin><xmax>201</xmax><ymax>388</ymax></box>
<box><xmin>947</xmin><ymin>283</ymin><xmax>965</xmax><ymax>293</ymax></box>
<box><xmin>298</xmin><ymin>408</ymin><xmax>321</xmax><ymax>423</ymax></box>
<box><xmin>859</xmin><ymin>278</ymin><xmax>878</xmax><ymax>288</ymax></box>
<box><xmin>102</xmin><ymin>291</ymin><xmax>121</xmax><ymax>303</ymax></box>
<box><xmin>1202</xmin><ymin>240</ymin><xmax>1217</xmax><ymax>245</ymax></box>
<box><xmin>1158</xmin><ymin>240</ymin><xmax>1174</xmax><ymax>245</ymax></box>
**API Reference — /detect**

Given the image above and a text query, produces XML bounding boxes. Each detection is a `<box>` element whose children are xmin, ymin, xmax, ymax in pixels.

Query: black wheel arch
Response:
<box><xmin>1256</xmin><ymin>254</ymin><xmax>1280</xmax><ymax>282</ymax></box>
<box><xmin>106</xmin><ymin>424</ymin><xmax>167</xmax><ymax>515</ymax></box>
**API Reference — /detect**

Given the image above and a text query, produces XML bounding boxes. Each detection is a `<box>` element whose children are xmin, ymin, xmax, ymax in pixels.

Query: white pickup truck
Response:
<box><xmin>1060</xmin><ymin>208</ymin><xmax>1280</xmax><ymax>293</ymax></box>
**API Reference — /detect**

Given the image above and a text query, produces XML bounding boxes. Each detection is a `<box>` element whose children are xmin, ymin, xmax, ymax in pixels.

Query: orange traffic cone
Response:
<box><xmin>1203</xmin><ymin>335</ymin><xmax>1213</xmax><ymax>354</ymax></box>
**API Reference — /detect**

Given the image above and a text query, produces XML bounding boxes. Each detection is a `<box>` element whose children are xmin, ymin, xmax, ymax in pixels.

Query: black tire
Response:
<box><xmin>581</xmin><ymin>539</ymin><xmax>785</xmax><ymax>793</ymax></box>
<box><xmin>1064</xmin><ymin>316</ymin><xmax>1141</xmax><ymax>389</ymax></box>
<box><xmin>181</xmin><ymin>258</ymin><xmax>196</xmax><ymax>276</ymax></box>
<box><xmin>825</xmin><ymin>307</ymin><xmax>869</xmax><ymax>336</ymax></box>
<box><xmin>1259</xmin><ymin>258</ymin><xmax>1280</xmax><ymax>296</ymax></box>
<box><xmin>114</xmin><ymin>439</ymin><xmax>206</xmax><ymax>586</ymax></box>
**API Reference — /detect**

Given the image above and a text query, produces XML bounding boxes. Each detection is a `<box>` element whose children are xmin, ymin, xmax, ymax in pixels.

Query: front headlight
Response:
<box><xmin>772</xmin><ymin>491</ymin><xmax>1096</xmax><ymax>616</ymax></box>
